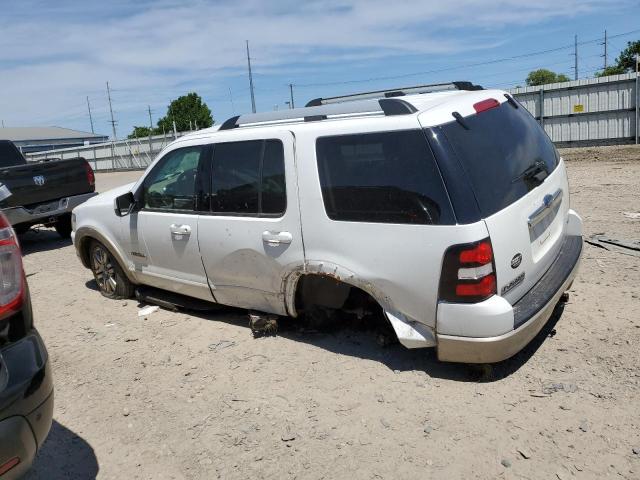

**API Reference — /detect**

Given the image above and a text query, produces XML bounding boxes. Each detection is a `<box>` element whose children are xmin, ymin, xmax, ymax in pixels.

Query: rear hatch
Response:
<box><xmin>0</xmin><ymin>158</ymin><xmax>94</xmax><ymax>208</ymax></box>
<box><xmin>426</xmin><ymin>95</ymin><xmax>570</xmax><ymax>304</ymax></box>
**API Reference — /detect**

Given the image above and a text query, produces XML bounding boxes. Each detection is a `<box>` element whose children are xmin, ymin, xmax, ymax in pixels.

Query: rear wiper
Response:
<box><xmin>512</xmin><ymin>160</ymin><xmax>548</xmax><ymax>183</ymax></box>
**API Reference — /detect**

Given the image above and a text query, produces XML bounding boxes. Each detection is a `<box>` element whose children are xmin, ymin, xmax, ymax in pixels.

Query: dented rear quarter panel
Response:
<box><xmin>291</xmin><ymin>118</ymin><xmax>490</xmax><ymax>330</ymax></box>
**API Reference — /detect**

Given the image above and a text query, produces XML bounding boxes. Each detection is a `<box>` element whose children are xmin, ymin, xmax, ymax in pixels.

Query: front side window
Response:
<box><xmin>210</xmin><ymin>139</ymin><xmax>286</xmax><ymax>216</ymax></box>
<box><xmin>142</xmin><ymin>146</ymin><xmax>203</xmax><ymax>211</ymax></box>
<box><xmin>316</xmin><ymin>130</ymin><xmax>454</xmax><ymax>225</ymax></box>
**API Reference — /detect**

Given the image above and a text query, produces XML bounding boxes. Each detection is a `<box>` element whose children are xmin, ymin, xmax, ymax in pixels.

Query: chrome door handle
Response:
<box><xmin>170</xmin><ymin>224</ymin><xmax>191</xmax><ymax>236</ymax></box>
<box><xmin>262</xmin><ymin>231</ymin><xmax>292</xmax><ymax>246</ymax></box>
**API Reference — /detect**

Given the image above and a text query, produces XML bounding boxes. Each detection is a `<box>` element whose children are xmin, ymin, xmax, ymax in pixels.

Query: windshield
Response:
<box><xmin>436</xmin><ymin>101</ymin><xmax>559</xmax><ymax>217</ymax></box>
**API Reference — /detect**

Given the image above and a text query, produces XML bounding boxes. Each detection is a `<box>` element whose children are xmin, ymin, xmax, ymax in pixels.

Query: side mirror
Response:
<box><xmin>114</xmin><ymin>192</ymin><xmax>136</xmax><ymax>217</ymax></box>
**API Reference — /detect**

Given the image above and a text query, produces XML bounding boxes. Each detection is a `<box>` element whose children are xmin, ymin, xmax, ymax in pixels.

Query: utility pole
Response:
<box><xmin>147</xmin><ymin>105</ymin><xmax>153</xmax><ymax>154</ymax></box>
<box><xmin>289</xmin><ymin>83</ymin><xmax>295</xmax><ymax>109</ymax></box>
<box><xmin>246</xmin><ymin>40</ymin><xmax>256</xmax><ymax>113</ymax></box>
<box><xmin>602</xmin><ymin>29</ymin><xmax>608</xmax><ymax>70</ymax></box>
<box><xmin>573</xmin><ymin>34</ymin><xmax>578</xmax><ymax>80</ymax></box>
<box><xmin>86</xmin><ymin>96</ymin><xmax>95</xmax><ymax>133</ymax></box>
<box><xmin>168</xmin><ymin>100</ymin><xmax>178</xmax><ymax>137</ymax></box>
<box><xmin>106</xmin><ymin>81</ymin><xmax>117</xmax><ymax>140</ymax></box>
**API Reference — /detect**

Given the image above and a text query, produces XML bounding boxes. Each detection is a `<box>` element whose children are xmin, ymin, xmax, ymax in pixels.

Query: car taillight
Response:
<box><xmin>0</xmin><ymin>213</ymin><xmax>24</xmax><ymax>321</ymax></box>
<box><xmin>439</xmin><ymin>238</ymin><xmax>497</xmax><ymax>303</ymax></box>
<box><xmin>83</xmin><ymin>160</ymin><xmax>95</xmax><ymax>187</ymax></box>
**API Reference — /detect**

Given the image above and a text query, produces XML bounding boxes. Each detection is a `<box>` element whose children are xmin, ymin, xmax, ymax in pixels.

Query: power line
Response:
<box><xmin>489</xmin><ymin>65</ymin><xmax>608</xmax><ymax>88</ymax></box>
<box><xmin>293</xmin><ymin>27</ymin><xmax>640</xmax><ymax>88</ymax></box>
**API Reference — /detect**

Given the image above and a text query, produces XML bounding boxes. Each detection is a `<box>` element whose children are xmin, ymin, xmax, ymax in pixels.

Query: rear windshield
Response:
<box><xmin>438</xmin><ymin>101</ymin><xmax>559</xmax><ymax>217</ymax></box>
<box><xmin>0</xmin><ymin>141</ymin><xmax>26</xmax><ymax>167</ymax></box>
<box><xmin>316</xmin><ymin>130</ymin><xmax>454</xmax><ymax>225</ymax></box>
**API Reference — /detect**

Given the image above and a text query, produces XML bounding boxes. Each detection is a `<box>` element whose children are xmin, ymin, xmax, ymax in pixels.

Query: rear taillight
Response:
<box><xmin>0</xmin><ymin>213</ymin><xmax>24</xmax><ymax>321</ymax></box>
<box><xmin>83</xmin><ymin>160</ymin><xmax>95</xmax><ymax>187</ymax></box>
<box><xmin>439</xmin><ymin>238</ymin><xmax>497</xmax><ymax>303</ymax></box>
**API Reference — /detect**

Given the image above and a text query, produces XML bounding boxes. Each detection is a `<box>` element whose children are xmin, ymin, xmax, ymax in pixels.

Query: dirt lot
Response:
<box><xmin>21</xmin><ymin>146</ymin><xmax>640</xmax><ymax>479</ymax></box>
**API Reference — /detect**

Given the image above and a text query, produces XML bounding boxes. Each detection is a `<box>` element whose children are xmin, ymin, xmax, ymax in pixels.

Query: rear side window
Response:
<box><xmin>0</xmin><ymin>141</ymin><xmax>26</xmax><ymax>167</ymax></box>
<box><xmin>316</xmin><ymin>130</ymin><xmax>454</xmax><ymax>225</ymax></box>
<box><xmin>438</xmin><ymin>101</ymin><xmax>559</xmax><ymax>217</ymax></box>
<box><xmin>210</xmin><ymin>139</ymin><xmax>286</xmax><ymax>216</ymax></box>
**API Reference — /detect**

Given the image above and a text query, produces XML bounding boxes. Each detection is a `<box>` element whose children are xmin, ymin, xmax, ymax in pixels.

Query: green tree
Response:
<box><xmin>156</xmin><ymin>93</ymin><xmax>213</xmax><ymax>133</ymax></box>
<box><xmin>526</xmin><ymin>69</ymin><xmax>571</xmax><ymax>86</ymax></box>
<box><xmin>597</xmin><ymin>40</ymin><xmax>640</xmax><ymax>76</ymax></box>
<box><xmin>128</xmin><ymin>126</ymin><xmax>154</xmax><ymax>139</ymax></box>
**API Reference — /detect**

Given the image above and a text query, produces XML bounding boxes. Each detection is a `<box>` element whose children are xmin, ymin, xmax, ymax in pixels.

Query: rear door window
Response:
<box><xmin>316</xmin><ymin>130</ymin><xmax>454</xmax><ymax>225</ymax></box>
<box><xmin>209</xmin><ymin>139</ymin><xmax>286</xmax><ymax>216</ymax></box>
<box><xmin>438</xmin><ymin>101</ymin><xmax>559</xmax><ymax>217</ymax></box>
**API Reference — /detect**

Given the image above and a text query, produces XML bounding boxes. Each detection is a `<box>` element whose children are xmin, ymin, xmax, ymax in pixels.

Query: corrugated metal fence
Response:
<box><xmin>26</xmin><ymin>72</ymin><xmax>639</xmax><ymax>170</ymax></box>
<box><xmin>26</xmin><ymin>131</ymin><xmax>185</xmax><ymax>171</ymax></box>
<box><xmin>508</xmin><ymin>72</ymin><xmax>638</xmax><ymax>146</ymax></box>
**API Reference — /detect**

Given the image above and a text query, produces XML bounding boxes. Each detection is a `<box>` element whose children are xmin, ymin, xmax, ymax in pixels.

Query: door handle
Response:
<box><xmin>170</xmin><ymin>224</ymin><xmax>191</xmax><ymax>237</ymax></box>
<box><xmin>528</xmin><ymin>189</ymin><xmax>563</xmax><ymax>228</ymax></box>
<box><xmin>262</xmin><ymin>231</ymin><xmax>292</xmax><ymax>246</ymax></box>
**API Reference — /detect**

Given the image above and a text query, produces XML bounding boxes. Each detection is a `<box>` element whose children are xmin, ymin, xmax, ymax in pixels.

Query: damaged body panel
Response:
<box><xmin>73</xmin><ymin>86</ymin><xmax>582</xmax><ymax>363</ymax></box>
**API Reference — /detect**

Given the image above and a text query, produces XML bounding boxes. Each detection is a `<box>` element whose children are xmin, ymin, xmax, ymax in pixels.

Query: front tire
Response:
<box><xmin>89</xmin><ymin>241</ymin><xmax>134</xmax><ymax>299</ymax></box>
<box><xmin>55</xmin><ymin>214</ymin><xmax>72</xmax><ymax>238</ymax></box>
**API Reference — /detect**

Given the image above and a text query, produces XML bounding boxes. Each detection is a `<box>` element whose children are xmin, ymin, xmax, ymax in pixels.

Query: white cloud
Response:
<box><xmin>0</xmin><ymin>0</ymin><xmax>626</xmax><ymax>135</ymax></box>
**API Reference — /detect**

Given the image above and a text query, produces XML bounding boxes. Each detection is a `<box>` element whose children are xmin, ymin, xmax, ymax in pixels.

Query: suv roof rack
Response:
<box><xmin>218</xmin><ymin>97</ymin><xmax>417</xmax><ymax>131</ymax></box>
<box><xmin>305</xmin><ymin>81</ymin><xmax>484</xmax><ymax>107</ymax></box>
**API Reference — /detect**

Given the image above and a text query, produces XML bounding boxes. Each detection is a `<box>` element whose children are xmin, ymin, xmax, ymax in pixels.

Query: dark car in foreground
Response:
<box><xmin>0</xmin><ymin>140</ymin><xmax>97</xmax><ymax>238</ymax></box>
<box><xmin>0</xmin><ymin>212</ymin><xmax>53</xmax><ymax>478</ymax></box>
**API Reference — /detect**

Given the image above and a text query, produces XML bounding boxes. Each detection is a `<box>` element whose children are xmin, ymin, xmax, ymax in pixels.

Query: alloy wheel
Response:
<box><xmin>92</xmin><ymin>246</ymin><xmax>117</xmax><ymax>294</ymax></box>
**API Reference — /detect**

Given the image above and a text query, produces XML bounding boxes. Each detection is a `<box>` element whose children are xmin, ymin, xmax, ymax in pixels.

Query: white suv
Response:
<box><xmin>71</xmin><ymin>82</ymin><xmax>583</xmax><ymax>363</ymax></box>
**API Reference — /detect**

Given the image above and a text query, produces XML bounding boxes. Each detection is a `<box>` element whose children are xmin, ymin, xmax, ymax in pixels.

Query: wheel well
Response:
<box><xmin>78</xmin><ymin>236</ymin><xmax>94</xmax><ymax>269</ymax></box>
<box><xmin>294</xmin><ymin>274</ymin><xmax>383</xmax><ymax>318</ymax></box>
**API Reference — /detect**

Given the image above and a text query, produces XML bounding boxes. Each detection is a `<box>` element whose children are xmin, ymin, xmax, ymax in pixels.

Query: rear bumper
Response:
<box><xmin>0</xmin><ymin>330</ymin><xmax>54</xmax><ymax>478</ymax></box>
<box><xmin>437</xmin><ymin>235</ymin><xmax>583</xmax><ymax>363</ymax></box>
<box><xmin>3</xmin><ymin>192</ymin><xmax>97</xmax><ymax>226</ymax></box>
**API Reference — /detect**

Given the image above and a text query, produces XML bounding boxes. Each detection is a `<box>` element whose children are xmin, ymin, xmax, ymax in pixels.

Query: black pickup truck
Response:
<box><xmin>0</xmin><ymin>140</ymin><xmax>97</xmax><ymax>237</ymax></box>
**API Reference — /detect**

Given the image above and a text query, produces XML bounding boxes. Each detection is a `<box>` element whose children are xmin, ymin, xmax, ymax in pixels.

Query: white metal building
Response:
<box><xmin>509</xmin><ymin>72</ymin><xmax>638</xmax><ymax>146</ymax></box>
<box><xmin>0</xmin><ymin>126</ymin><xmax>108</xmax><ymax>154</ymax></box>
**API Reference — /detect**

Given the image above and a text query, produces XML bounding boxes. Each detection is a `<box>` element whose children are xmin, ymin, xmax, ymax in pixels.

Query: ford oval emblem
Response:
<box><xmin>511</xmin><ymin>253</ymin><xmax>522</xmax><ymax>269</ymax></box>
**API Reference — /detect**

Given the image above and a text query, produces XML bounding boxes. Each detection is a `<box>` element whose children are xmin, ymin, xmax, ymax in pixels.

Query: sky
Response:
<box><xmin>1</xmin><ymin>0</ymin><xmax>639</xmax><ymax>139</ymax></box>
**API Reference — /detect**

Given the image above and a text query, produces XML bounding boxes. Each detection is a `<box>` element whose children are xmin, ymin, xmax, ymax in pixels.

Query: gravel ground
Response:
<box><xmin>21</xmin><ymin>147</ymin><xmax>640</xmax><ymax>479</ymax></box>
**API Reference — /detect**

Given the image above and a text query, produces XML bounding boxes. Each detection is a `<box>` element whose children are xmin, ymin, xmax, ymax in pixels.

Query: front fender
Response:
<box><xmin>74</xmin><ymin>226</ymin><xmax>138</xmax><ymax>284</ymax></box>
